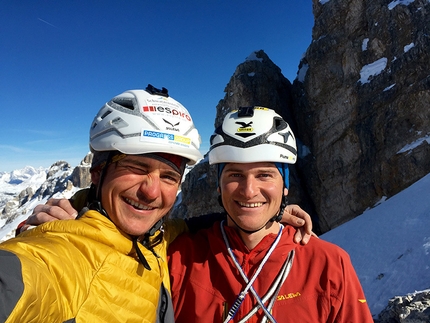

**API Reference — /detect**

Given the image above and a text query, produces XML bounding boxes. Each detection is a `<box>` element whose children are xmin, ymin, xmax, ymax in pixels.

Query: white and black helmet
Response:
<box><xmin>210</xmin><ymin>106</ymin><xmax>297</xmax><ymax>225</ymax></box>
<box><xmin>90</xmin><ymin>84</ymin><xmax>202</xmax><ymax>165</ymax></box>
<box><xmin>209</xmin><ymin>106</ymin><xmax>297</xmax><ymax>165</ymax></box>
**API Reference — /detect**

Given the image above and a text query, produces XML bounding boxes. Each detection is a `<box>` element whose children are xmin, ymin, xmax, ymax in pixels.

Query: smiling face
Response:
<box><xmin>93</xmin><ymin>155</ymin><xmax>181</xmax><ymax>237</ymax></box>
<box><xmin>219</xmin><ymin>162</ymin><xmax>287</xmax><ymax>237</ymax></box>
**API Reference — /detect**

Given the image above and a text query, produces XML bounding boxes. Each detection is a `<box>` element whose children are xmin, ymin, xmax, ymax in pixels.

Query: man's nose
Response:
<box><xmin>138</xmin><ymin>174</ymin><xmax>161</xmax><ymax>200</ymax></box>
<box><xmin>240</xmin><ymin>176</ymin><xmax>258</xmax><ymax>199</ymax></box>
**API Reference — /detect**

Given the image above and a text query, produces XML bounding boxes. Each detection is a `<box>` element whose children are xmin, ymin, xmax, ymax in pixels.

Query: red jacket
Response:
<box><xmin>168</xmin><ymin>221</ymin><xmax>373</xmax><ymax>323</ymax></box>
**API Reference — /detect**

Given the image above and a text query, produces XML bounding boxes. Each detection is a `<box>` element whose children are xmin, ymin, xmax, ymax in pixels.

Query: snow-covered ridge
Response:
<box><xmin>0</xmin><ymin>162</ymin><xmax>80</xmax><ymax>241</ymax></box>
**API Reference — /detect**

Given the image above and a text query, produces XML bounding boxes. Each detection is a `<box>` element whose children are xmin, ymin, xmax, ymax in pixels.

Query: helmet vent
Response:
<box><xmin>100</xmin><ymin>110</ymin><xmax>112</xmax><ymax>120</ymax></box>
<box><xmin>274</xmin><ymin>117</ymin><xmax>287</xmax><ymax>131</ymax></box>
<box><xmin>112</xmin><ymin>98</ymin><xmax>135</xmax><ymax>111</ymax></box>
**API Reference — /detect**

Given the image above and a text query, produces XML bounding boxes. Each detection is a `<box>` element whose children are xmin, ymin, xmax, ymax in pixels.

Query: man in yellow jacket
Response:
<box><xmin>0</xmin><ymin>85</ymin><xmax>202</xmax><ymax>323</ymax></box>
<box><xmin>0</xmin><ymin>86</ymin><xmax>312</xmax><ymax>323</ymax></box>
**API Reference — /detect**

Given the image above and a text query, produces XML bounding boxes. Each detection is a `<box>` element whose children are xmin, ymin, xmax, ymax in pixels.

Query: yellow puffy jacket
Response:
<box><xmin>0</xmin><ymin>209</ymin><xmax>186</xmax><ymax>323</ymax></box>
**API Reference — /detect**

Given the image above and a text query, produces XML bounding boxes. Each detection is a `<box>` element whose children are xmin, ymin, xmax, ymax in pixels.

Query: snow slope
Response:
<box><xmin>0</xmin><ymin>166</ymin><xmax>79</xmax><ymax>241</ymax></box>
<box><xmin>322</xmin><ymin>173</ymin><xmax>430</xmax><ymax>317</ymax></box>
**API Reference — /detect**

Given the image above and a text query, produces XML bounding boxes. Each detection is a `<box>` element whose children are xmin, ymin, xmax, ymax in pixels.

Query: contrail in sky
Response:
<box><xmin>37</xmin><ymin>18</ymin><xmax>58</xmax><ymax>28</ymax></box>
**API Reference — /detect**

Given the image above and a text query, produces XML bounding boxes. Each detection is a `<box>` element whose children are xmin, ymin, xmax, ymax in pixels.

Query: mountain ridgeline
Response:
<box><xmin>173</xmin><ymin>0</ymin><xmax>430</xmax><ymax>235</ymax></box>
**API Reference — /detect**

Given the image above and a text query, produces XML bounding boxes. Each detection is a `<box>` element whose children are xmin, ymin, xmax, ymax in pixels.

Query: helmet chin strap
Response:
<box><xmin>217</xmin><ymin>193</ymin><xmax>288</xmax><ymax>235</ymax></box>
<box><xmin>271</xmin><ymin>195</ymin><xmax>288</xmax><ymax>222</ymax></box>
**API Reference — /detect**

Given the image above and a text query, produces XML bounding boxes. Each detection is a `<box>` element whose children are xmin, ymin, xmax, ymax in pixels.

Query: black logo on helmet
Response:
<box><xmin>163</xmin><ymin>118</ymin><xmax>180</xmax><ymax>132</ymax></box>
<box><xmin>235</xmin><ymin>121</ymin><xmax>255</xmax><ymax>138</ymax></box>
<box><xmin>236</xmin><ymin>121</ymin><xmax>252</xmax><ymax>128</ymax></box>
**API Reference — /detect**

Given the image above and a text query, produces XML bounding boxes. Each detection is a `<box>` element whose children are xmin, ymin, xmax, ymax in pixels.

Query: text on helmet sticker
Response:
<box><xmin>141</xmin><ymin>129</ymin><xmax>191</xmax><ymax>147</ymax></box>
<box><xmin>254</xmin><ymin>106</ymin><xmax>269</xmax><ymax>111</ymax></box>
<box><xmin>231</xmin><ymin>106</ymin><xmax>269</xmax><ymax>113</ymax></box>
<box><xmin>280</xmin><ymin>154</ymin><xmax>295</xmax><ymax>161</ymax></box>
<box><xmin>142</xmin><ymin>106</ymin><xmax>191</xmax><ymax>121</ymax></box>
<box><xmin>235</xmin><ymin>121</ymin><xmax>253</xmax><ymax>132</ymax></box>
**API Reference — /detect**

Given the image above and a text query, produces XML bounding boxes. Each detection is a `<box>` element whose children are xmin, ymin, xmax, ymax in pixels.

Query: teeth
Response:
<box><xmin>238</xmin><ymin>201</ymin><xmax>263</xmax><ymax>208</ymax></box>
<box><xmin>125</xmin><ymin>198</ymin><xmax>153</xmax><ymax>210</ymax></box>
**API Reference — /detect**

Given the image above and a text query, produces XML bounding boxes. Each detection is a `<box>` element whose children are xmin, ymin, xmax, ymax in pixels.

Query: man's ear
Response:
<box><xmin>284</xmin><ymin>188</ymin><xmax>289</xmax><ymax>196</ymax></box>
<box><xmin>91</xmin><ymin>170</ymin><xmax>101</xmax><ymax>185</ymax></box>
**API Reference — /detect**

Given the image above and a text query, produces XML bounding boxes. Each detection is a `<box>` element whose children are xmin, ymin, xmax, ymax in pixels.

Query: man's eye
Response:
<box><xmin>258</xmin><ymin>173</ymin><xmax>272</xmax><ymax>179</ymax></box>
<box><xmin>162</xmin><ymin>175</ymin><xmax>180</xmax><ymax>184</ymax></box>
<box><xmin>122</xmin><ymin>165</ymin><xmax>147</xmax><ymax>174</ymax></box>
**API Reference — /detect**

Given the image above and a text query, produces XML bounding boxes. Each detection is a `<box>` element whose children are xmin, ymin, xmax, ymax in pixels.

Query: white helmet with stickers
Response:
<box><xmin>90</xmin><ymin>84</ymin><xmax>202</xmax><ymax>165</ymax></box>
<box><xmin>209</xmin><ymin>106</ymin><xmax>297</xmax><ymax>165</ymax></box>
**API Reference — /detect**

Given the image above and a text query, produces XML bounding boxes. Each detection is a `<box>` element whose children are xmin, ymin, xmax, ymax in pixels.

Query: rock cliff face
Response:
<box><xmin>375</xmin><ymin>289</ymin><xmax>430</xmax><ymax>323</ymax></box>
<box><xmin>292</xmin><ymin>0</ymin><xmax>430</xmax><ymax>232</ymax></box>
<box><xmin>170</xmin><ymin>51</ymin><xmax>315</xmax><ymax>220</ymax></box>
<box><xmin>174</xmin><ymin>0</ymin><xmax>430</xmax><ymax>235</ymax></box>
<box><xmin>70</xmin><ymin>153</ymin><xmax>92</xmax><ymax>188</ymax></box>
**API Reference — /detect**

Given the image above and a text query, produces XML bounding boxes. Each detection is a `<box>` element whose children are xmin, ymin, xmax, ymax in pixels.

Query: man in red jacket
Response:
<box><xmin>168</xmin><ymin>106</ymin><xmax>373</xmax><ymax>322</ymax></box>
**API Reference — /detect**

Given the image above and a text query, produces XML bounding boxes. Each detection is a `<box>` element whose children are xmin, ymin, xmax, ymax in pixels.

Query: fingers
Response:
<box><xmin>26</xmin><ymin>198</ymin><xmax>78</xmax><ymax>226</ymax></box>
<box><xmin>46</xmin><ymin>198</ymin><xmax>78</xmax><ymax>217</ymax></box>
<box><xmin>285</xmin><ymin>204</ymin><xmax>316</xmax><ymax>245</ymax></box>
<box><xmin>293</xmin><ymin>229</ymin><xmax>303</xmax><ymax>244</ymax></box>
<box><xmin>283</xmin><ymin>204</ymin><xmax>313</xmax><ymax>235</ymax></box>
<box><xmin>293</xmin><ymin>229</ymin><xmax>316</xmax><ymax>245</ymax></box>
<box><xmin>300</xmin><ymin>233</ymin><xmax>312</xmax><ymax>245</ymax></box>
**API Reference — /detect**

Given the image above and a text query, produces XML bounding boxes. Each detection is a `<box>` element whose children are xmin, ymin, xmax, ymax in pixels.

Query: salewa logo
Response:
<box><xmin>277</xmin><ymin>292</ymin><xmax>301</xmax><ymax>301</ymax></box>
<box><xmin>236</xmin><ymin>121</ymin><xmax>253</xmax><ymax>129</ymax></box>
<box><xmin>235</xmin><ymin>121</ymin><xmax>255</xmax><ymax>138</ymax></box>
<box><xmin>163</xmin><ymin>118</ymin><xmax>180</xmax><ymax>131</ymax></box>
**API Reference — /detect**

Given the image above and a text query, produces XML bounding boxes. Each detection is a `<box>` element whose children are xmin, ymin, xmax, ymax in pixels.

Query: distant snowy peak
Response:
<box><xmin>0</xmin><ymin>166</ymin><xmax>47</xmax><ymax>197</ymax></box>
<box><xmin>245</xmin><ymin>51</ymin><xmax>264</xmax><ymax>62</ymax></box>
<box><xmin>0</xmin><ymin>161</ymin><xmax>80</xmax><ymax>242</ymax></box>
<box><xmin>2</xmin><ymin>166</ymin><xmax>47</xmax><ymax>185</ymax></box>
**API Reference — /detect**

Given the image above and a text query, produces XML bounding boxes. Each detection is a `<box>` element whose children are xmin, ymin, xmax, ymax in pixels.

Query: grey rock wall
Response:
<box><xmin>292</xmin><ymin>0</ymin><xmax>430</xmax><ymax>232</ymax></box>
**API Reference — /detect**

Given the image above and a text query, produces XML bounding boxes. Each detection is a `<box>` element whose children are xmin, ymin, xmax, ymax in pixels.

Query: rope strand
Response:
<box><xmin>221</xmin><ymin>220</ymin><xmax>287</xmax><ymax>323</ymax></box>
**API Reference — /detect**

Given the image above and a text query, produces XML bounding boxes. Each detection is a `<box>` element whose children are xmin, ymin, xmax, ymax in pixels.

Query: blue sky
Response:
<box><xmin>0</xmin><ymin>0</ymin><xmax>314</xmax><ymax>172</ymax></box>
